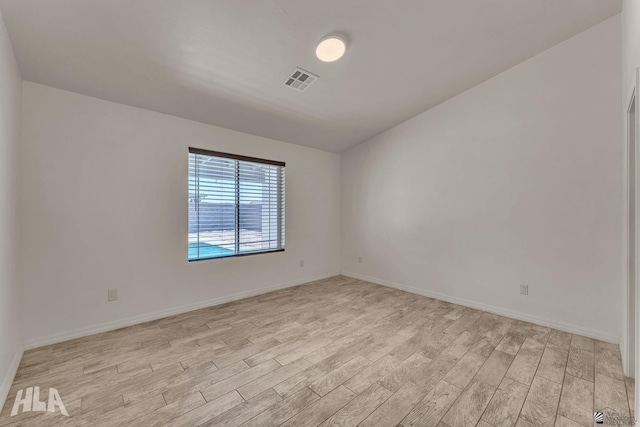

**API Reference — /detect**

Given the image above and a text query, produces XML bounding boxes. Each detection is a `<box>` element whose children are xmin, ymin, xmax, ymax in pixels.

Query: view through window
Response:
<box><xmin>188</xmin><ymin>148</ymin><xmax>285</xmax><ymax>261</ymax></box>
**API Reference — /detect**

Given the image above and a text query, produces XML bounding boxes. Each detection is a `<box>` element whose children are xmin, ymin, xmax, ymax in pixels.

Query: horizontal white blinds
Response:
<box><xmin>188</xmin><ymin>148</ymin><xmax>285</xmax><ymax>261</ymax></box>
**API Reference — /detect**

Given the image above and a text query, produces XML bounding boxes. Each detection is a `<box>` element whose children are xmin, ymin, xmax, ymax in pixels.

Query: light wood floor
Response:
<box><xmin>0</xmin><ymin>276</ymin><xmax>634</xmax><ymax>426</ymax></box>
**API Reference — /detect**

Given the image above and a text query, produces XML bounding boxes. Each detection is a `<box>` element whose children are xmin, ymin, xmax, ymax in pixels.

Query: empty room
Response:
<box><xmin>0</xmin><ymin>0</ymin><xmax>638</xmax><ymax>426</ymax></box>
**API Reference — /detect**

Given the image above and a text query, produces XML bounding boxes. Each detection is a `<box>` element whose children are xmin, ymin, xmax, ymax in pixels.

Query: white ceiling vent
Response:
<box><xmin>283</xmin><ymin>68</ymin><xmax>318</xmax><ymax>92</ymax></box>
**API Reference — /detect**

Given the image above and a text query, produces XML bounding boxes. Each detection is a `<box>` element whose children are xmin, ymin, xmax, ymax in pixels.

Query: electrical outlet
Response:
<box><xmin>299</xmin><ymin>260</ymin><xmax>304</xmax><ymax>267</ymax></box>
<box><xmin>358</xmin><ymin>256</ymin><xmax>362</xmax><ymax>264</ymax></box>
<box><xmin>108</xmin><ymin>289</ymin><xmax>118</xmax><ymax>301</ymax></box>
<box><xmin>520</xmin><ymin>284</ymin><xmax>528</xmax><ymax>295</ymax></box>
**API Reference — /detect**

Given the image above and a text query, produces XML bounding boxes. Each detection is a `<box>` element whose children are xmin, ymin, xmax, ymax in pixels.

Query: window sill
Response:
<box><xmin>188</xmin><ymin>248</ymin><xmax>285</xmax><ymax>262</ymax></box>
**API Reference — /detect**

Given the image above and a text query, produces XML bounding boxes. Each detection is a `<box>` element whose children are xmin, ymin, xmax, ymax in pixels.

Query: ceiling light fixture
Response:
<box><xmin>315</xmin><ymin>34</ymin><xmax>347</xmax><ymax>62</ymax></box>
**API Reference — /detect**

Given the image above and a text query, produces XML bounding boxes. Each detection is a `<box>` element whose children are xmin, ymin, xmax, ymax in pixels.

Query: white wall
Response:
<box><xmin>0</xmin><ymin>9</ymin><xmax>22</xmax><ymax>413</ymax></box>
<box><xmin>622</xmin><ymin>0</ymin><xmax>640</xmax><ymax>417</ymax></box>
<box><xmin>342</xmin><ymin>16</ymin><xmax>622</xmax><ymax>343</ymax></box>
<box><xmin>20</xmin><ymin>81</ymin><xmax>341</xmax><ymax>347</ymax></box>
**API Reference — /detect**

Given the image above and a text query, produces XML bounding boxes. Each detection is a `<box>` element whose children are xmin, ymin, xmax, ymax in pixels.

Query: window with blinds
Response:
<box><xmin>188</xmin><ymin>148</ymin><xmax>285</xmax><ymax>261</ymax></box>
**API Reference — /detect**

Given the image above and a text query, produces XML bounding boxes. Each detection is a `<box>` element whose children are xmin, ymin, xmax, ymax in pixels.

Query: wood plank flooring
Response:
<box><xmin>0</xmin><ymin>276</ymin><xmax>634</xmax><ymax>426</ymax></box>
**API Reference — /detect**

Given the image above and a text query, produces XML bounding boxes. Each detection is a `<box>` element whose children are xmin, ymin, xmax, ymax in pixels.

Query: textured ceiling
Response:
<box><xmin>0</xmin><ymin>0</ymin><xmax>622</xmax><ymax>152</ymax></box>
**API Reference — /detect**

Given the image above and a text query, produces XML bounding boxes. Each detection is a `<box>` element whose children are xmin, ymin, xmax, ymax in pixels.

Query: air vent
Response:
<box><xmin>283</xmin><ymin>68</ymin><xmax>318</xmax><ymax>92</ymax></box>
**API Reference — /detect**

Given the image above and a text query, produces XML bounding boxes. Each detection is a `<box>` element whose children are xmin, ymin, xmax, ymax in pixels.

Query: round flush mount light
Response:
<box><xmin>315</xmin><ymin>34</ymin><xmax>347</xmax><ymax>62</ymax></box>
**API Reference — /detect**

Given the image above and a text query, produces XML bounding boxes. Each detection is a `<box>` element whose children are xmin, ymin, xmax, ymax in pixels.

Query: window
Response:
<box><xmin>188</xmin><ymin>148</ymin><xmax>285</xmax><ymax>261</ymax></box>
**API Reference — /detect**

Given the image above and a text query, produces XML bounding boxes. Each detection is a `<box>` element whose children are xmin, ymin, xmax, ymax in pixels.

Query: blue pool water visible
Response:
<box><xmin>188</xmin><ymin>242</ymin><xmax>235</xmax><ymax>260</ymax></box>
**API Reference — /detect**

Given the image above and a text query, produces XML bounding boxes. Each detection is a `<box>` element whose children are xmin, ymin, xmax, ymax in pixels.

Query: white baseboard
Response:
<box><xmin>0</xmin><ymin>345</ymin><xmax>24</xmax><ymax>416</ymax></box>
<box><xmin>621</xmin><ymin>336</ymin><xmax>629</xmax><ymax>377</ymax></box>
<box><xmin>24</xmin><ymin>272</ymin><xmax>340</xmax><ymax>350</ymax></box>
<box><xmin>343</xmin><ymin>271</ymin><xmax>620</xmax><ymax>344</ymax></box>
